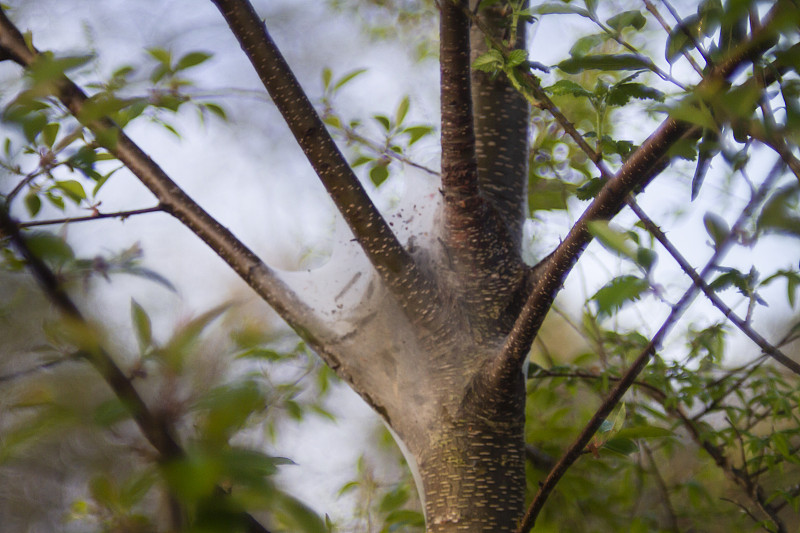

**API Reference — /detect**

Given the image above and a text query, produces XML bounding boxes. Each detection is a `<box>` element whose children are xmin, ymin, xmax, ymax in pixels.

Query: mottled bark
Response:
<box><xmin>470</xmin><ymin>1</ymin><xmax>529</xmax><ymax>250</ymax></box>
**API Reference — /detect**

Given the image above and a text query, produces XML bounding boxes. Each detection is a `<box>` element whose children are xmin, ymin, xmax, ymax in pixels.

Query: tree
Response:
<box><xmin>1</xmin><ymin>0</ymin><xmax>799</xmax><ymax>532</ymax></box>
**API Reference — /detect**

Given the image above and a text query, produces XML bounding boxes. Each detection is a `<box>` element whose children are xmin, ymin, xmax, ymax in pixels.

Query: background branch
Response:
<box><xmin>515</xmin><ymin>159</ymin><xmax>785</xmax><ymax>532</ymax></box>
<box><xmin>628</xmin><ymin>198</ymin><xmax>800</xmax><ymax>375</ymax></box>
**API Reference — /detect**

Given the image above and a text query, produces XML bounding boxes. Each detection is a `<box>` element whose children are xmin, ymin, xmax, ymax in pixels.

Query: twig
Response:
<box><xmin>19</xmin><ymin>206</ymin><xmax>163</xmax><ymax>228</ymax></box>
<box><xmin>627</xmin><ymin>198</ymin><xmax>800</xmax><ymax>375</ymax></box>
<box><xmin>515</xmin><ymin>158</ymin><xmax>785</xmax><ymax>532</ymax></box>
<box><xmin>642</xmin><ymin>443</ymin><xmax>680</xmax><ymax>533</ymax></box>
<box><xmin>660</xmin><ymin>0</ymin><xmax>709</xmax><ymax>72</ymax></box>
<box><xmin>0</xmin><ymin>356</ymin><xmax>77</xmax><ymax>384</ymax></box>
<box><xmin>1</xmin><ymin>203</ymin><xmax>274</xmax><ymax>533</ymax></box>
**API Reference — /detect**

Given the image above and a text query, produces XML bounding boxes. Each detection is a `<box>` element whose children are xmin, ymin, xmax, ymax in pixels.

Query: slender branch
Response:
<box><xmin>0</xmin><ymin>202</ymin><xmax>182</xmax><ymax>460</ymax></box>
<box><xmin>19</xmin><ymin>205</ymin><xmax>163</xmax><ymax>228</ymax></box>
<box><xmin>0</xmin><ymin>355</ymin><xmax>77</xmax><ymax>384</ymax></box>
<box><xmin>209</xmin><ymin>0</ymin><xmax>438</xmax><ymax>326</ymax></box>
<box><xmin>659</xmin><ymin>0</ymin><xmax>709</xmax><ymax>73</ymax></box>
<box><xmin>628</xmin><ymin>199</ymin><xmax>800</xmax><ymax>375</ymax></box>
<box><xmin>642</xmin><ymin>444</ymin><xmax>680</xmax><ymax>533</ymax></box>
<box><xmin>0</xmin><ymin>7</ymin><xmax>339</xmax><ymax>367</ymax></box>
<box><xmin>492</xmin><ymin>1</ymin><xmax>785</xmax><ymax>381</ymax></box>
<box><xmin>0</xmin><ymin>201</ymin><xmax>273</xmax><ymax>533</ymax></box>
<box><xmin>515</xmin><ymin>159</ymin><xmax>785</xmax><ymax>532</ymax></box>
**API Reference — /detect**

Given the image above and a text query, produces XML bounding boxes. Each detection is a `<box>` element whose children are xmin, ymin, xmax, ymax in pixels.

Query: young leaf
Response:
<box><xmin>606</xmin><ymin>11</ymin><xmax>646</xmax><ymax>32</ymax></box>
<box><xmin>333</xmin><ymin>68</ymin><xmax>367</xmax><ymax>91</ymax></box>
<box><xmin>24</xmin><ymin>191</ymin><xmax>41</xmax><ymax>217</ymax></box>
<box><xmin>591</xmin><ymin>275</ymin><xmax>649</xmax><ymax>317</ymax></box>
<box><xmin>703</xmin><ymin>212</ymin><xmax>729</xmax><ymax>250</ymax></box>
<box><xmin>587</xmin><ymin>220</ymin><xmax>636</xmax><ymax>258</ymax></box>
<box><xmin>557</xmin><ymin>54</ymin><xmax>651</xmax><ymax>74</ymax></box>
<box><xmin>533</xmin><ymin>3</ymin><xmax>590</xmax><ymax>17</ymax></box>
<box><xmin>175</xmin><ymin>51</ymin><xmax>211</xmax><ymax>71</ymax></box>
<box><xmin>130</xmin><ymin>299</ymin><xmax>152</xmax><ymax>354</ymax></box>
<box><xmin>395</xmin><ymin>96</ymin><xmax>410</xmax><ymax>126</ymax></box>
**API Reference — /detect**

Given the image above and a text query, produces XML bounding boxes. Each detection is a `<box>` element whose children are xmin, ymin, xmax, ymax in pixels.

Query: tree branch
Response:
<box><xmin>0</xmin><ymin>202</ymin><xmax>183</xmax><ymax>459</ymax></box>
<box><xmin>209</xmin><ymin>0</ymin><xmax>438</xmax><ymax>326</ymax></box>
<box><xmin>492</xmin><ymin>1</ymin><xmax>786</xmax><ymax>380</ymax></box>
<box><xmin>18</xmin><ymin>205</ymin><xmax>163</xmax><ymax>228</ymax></box>
<box><xmin>515</xmin><ymin>158</ymin><xmax>785</xmax><ymax>532</ymax></box>
<box><xmin>627</xmin><ymin>198</ymin><xmax>800</xmax><ymax>375</ymax></box>
<box><xmin>0</xmin><ymin>201</ymin><xmax>273</xmax><ymax>533</ymax></box>
<box><xmin>0</xmin><ymin>7</ymin><xmax>340</xmax><ymax>368</ymax></box>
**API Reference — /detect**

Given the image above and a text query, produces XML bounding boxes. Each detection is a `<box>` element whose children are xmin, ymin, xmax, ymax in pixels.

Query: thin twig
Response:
<box><xmin>19</xmin><ymin>206</ymin><xmax>163</xmax><ymax>228</ymax></box>
<box><xmin>515</xmin><ymin>158</ymin><xmax>785</xmax><ymax>532</ymax></box>
<box><xmin>627</xmin><ymin>198</ymin><xmax>800</xmax><ymax>375</ymax></box>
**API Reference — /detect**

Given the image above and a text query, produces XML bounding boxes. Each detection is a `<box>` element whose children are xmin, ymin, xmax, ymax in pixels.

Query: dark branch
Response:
<box><xmin>492</xmin><ymin>1</ymin><xmax>786</xmax><ymax>380</ymax></box>
<box><xmin>628</xmin><ymin>199</ymin><xmax>800</xmax><ymax>375</ymax></box>
<box><xmin>209</xmin><ymin>0</ymin><xmax>438</xmax><ymax>326</ymax></box>
<box><xmin>515</xmin><ymin>159</ymin><xmax>785</xmax><ymax>532</ymax></box>
<box><xmin>19</xmin><ymin>206</ymin><xmax>164</xmax><ymax>228</ymax></box>
<box><xmin>0</xmin><ymin>201</ymin><xmax>182</xmax><ymax>460</ymax></box>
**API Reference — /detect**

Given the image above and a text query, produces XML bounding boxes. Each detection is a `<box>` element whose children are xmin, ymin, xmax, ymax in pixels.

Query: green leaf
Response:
<box><xmin>395</xmin><ymin>96</ymin><xmax>410</xmax><ymax>126</ymax></box>
<box><xmin>472</xmin><ymin>49</ymin><xmax>504</xmax><ymax>72</ymax></box>
<box><xmin>94</xmin><ymin>398</ymin><xmax>131</xmax><ymax>427</ymax></box>
<box><xmin>506</xmin><ymin>49</ymin><xmax>528</xmax><ymax>68</ymax></box>
<box><xmin>203</xmin><ymin>102</ymin><xmax>227</xmax><ymax>121</ymax></box>
<box><xmin>271</xmin><ymin>492</ymin><xmax>328</xmax><ymax>533</ymax></box>
<box><xmin>333</xmin><ymin>68</ymin><xmax>367</xmax><ymax>91</ymax></box>
<box><xmin>26</xmin><ymin>53</ymin><xmax>94</xmax><ymax>85</ymax></box>
<box><xmin>25</xmin><ymin>232</ymin><xmax>74</xmax><ymax>265</ymax></box>
<box><xmin>546</xmin><ymin>79</ymin><xmax>593</xmax><ymax>99</ymax></box>
<box><xmin>591</xmin><ymin>275</ymin><xmax>649</xmax><ymax>317</ymax></box>
<box><xmin>607</xmin><ymin>82</ymin><xmax>665</xmax><ymax>106</ymax></box>
<box><xmin>703</xmin><ymin>212</ymin><xmax>729</xmax><ymax>250</ymax></box>
<box><xmin>156</xmin><ymin>303</ymin><xmax>230</xmax><ymax>372</ymax></box>
<box><xmin>370</xmin><ymin>162</ymin><xmax>390</xmax><ymax>187</ymax></box>
<box><xmin>41</xmin><ymin>122</ymin><xmax>59</xmax><ymax>148</ymax></box>
<box><xmin>378</xmin><ymin>486</ymin><xmax>410</xmax><ymax>513</ymax></box>
<box><xmin>614</xmin><ymin>425</ymin><xmax>673</xmax><ymax>440</ymax></box>
<box><xmin>760</xmin><ymin>269</ymin><xmax>800</xmax><ymax>308</ymax></box>
<box><xmin>403</xmin><ymin>125</ymin><xmax>434</xmax><ymax>145</ymax></box>
<box><xmin>606</xmin><ymin>10</ymin><xmax>646</xmax><ymax>31</ymax></box>
<box><xmin>587</xmin><ymin>220</ymin><xmax>635</xmax><ymax>257</ymax></box>
<box><xmin>603</xmin><ymin>436</ymin><xmax>638</xmax><ymax>455</ymax></box>
<box><xmin>146</xmin><ymin>47</ymin><xmax>172</xmax><ymax>66</ymax></box>
<box><xmin>383</xmin><ymin>509</ymin><xmax>426</xmax><ymax>529</ymax></box>
<box><xmin>322</xmin><ymin>67</ymin><xmax>332</xmax><ymax>90</ymax></box>
<box><xmin>24</xmin><ymin>191</ymin><xmax>41</xmax><ymax>217</ymax></box>
<box><xmin>757</xmin><ymin>184</ymin><xmax>800</xmax><ymax>238</ymax></box>
<box><xmin>533</xmin><ymin>2</ymin><xmax>590</xmax><ymax>17</ymax></box>
<box><xmin>528</xmin><ymin>175</ymin><xmax>577</xmax><ymax>212</ymax></box>
<box><xmin>576</xmin><ymin>177</ymin><xmax>606</xmax><ymax>200</ymax></box>
<box><xmin>569</xmin><ymin>34</ymin><xmax>606</xmax><ymax>57</ymax></box>
<box><xmin>52</xmin><ymin>180</ymin><xmax>86</xmax><ymax>204</ymax></box>
<box><xmin>557</xmin><ymin>54</ymin><xmax>651</xmax><ymax>74</ymax></box>
<box><xmin>130</xmin><ymin>299</ymin><xmax>152</xmax><ymax>354</ymax></box>
<box><xmin>175</xmin><ymin>51</ymin><xmax>211</xmax><ymax>71</ymax></box>
<box><xmin>665</xmin><ymin>15</ymin><xmax>700</xmax><ymax>64</ymax></box>
<box><xmin>373</xmin><ymin>114</ymin><xmax>391</xmax><ymax>131</ymax></box>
